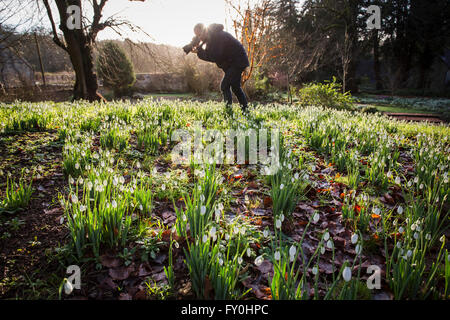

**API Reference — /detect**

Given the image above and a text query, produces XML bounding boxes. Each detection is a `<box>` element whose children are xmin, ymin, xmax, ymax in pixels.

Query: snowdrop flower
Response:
<box><xmin>161</xmin><ymin>184</ymin><xmax>166</xmax><ymax>191</ymax></box>
<box><xmin>64</xmin><ymin>280</ymin><xmax>73</xmax><ymax>295</ymax></box>
<box><xmin>219</xmin><ymin>258</ymin><xmax>224</xmax><ymax>266</ymax></box>
<box><xmin>289</xmin><ymin>245</ymin><xmax>296</xmax><ymax>257</ymax></box>
<box><xmin>320</xmin><ymin>246</ymin><xmax>325</xmax><ymax>254</ymax></box>
<box><xmin>355</xmin><ymin>244</ymin><xmax>362</xmax><ymax>255</ymax></box>
<box><xmin>255</xmin><ymin>255</ymin><xmax>264</xmax><ymax>267</ymax></box>
<box><xmin>294</xmin><ymin>172</ymin><xmax>299</xmax><ymax>180</ymax></box>
<box><xmin>59</xmin><ymin>216</ymin><xmax>65</xmax><ymax>224</ymax></box>
<box><xmin>75</xmin><ymin>163</ymin><xmax>80</xmax><ymax>170</ymax></box>
<box><xmin>323</xmin><ymin>232</ymin><xmax>330</xmax><ymax>241</ymax></box>
<box><xmin>280</xmin><ymin>184</ymin><xmax>284</xmax><ymax>190</ymax></box>
<box><xmin>69</xmin><ymin>176</ymin><xmax>75</xmax><ymax>185</ymax></box>
<box><xmin>342</xmin><ymin>267</ymin><xmax>352</xmax><ymax>282</ymax></box>
<box><xmin>209</xmin><ymin>227</ymin><xmax>217</xmax><ymax>238</ymax></box>
<box><xmin>397</xmin><ymin>206</ymin><xmax>403</xmax><ymax>214</ymax></box>
<box><xmin>238</xmin><ymin>257</ymin><xmax>243</xmax><ymax>264</ymax></box>
<box><xmin>71</xmin><ymin>194</ymin><xmax>78</xmax><ymax>204</ymax></box>
<box><xmin>351</xmin><ymin>233</ymin><xmax>358</xmax><ymax>244</ymax></box>
<box><xmin>200</xmin><ymin>205</ymin><xmax>206</xmax><ymax>216</ymax></box>
<box><xmin>247</xmin><ymin>248</ymin><xmax>251</xmax><ymax>257</ymax></box>
<box><xmin>263</xmin><ymin>229</ymin><xmax>269</xmax><ymax>238</ymax></box>
<box><xmin>274</xmin><ymin>251</ymin><xmax>281</xmax><ymax>261</ymax></box>
<box><xmin>275</xmin><ymin>219</ymin><xmax>282</xmax><ymax>229</ymax></box>
<box><xmin>79</xmin><ymin>205</ymin><xmax>86</xmax><ymax>212</ymax></box>
<box><xmin>440</xmin><ymin>235</ymin><xmax>445</xmax><ymax>243</ymax></box>
<box><xmin>280</xmin><ymin>213</ymin><xmax>285</xmax><ymax>222</ymax></box>
<box><xmin>425</xmin><ymin>233</ymin><xmax>431</xmax><ymax>241</ymax></box>
<box><xmin>313</xmin><ymin>212</ymin><xmax>320</xmax><ymax>223</ymax></box>
<box><xmin>326</xmin><ymin>240</ymin><xmax>334</xmax><ymax>249</ymax></box>
<box><xmin>396</xmin><ymin>241</ymin><xmax>402</xmax><ymax>249</ymax></box>
<box><xmin>406</xmin><ymin>250</ymin><xmax>412</xmax><ymax>258</ymax></box>
<box><xmin>139</xmin><ymin>204</ymin><xmax>143</xmax><ymax>211</ymax></box>
<box><xmin>312</xmin><ymin>266</ymin><xmax>318</xmax><ymax>275</ymax></box>
<box><xmin>202</xmin><ymin>234</ymin><xmax>208</xmax><ymax>243</ymax></box>
<box><xmin>398</xmin><ymin>227</ymin><xmax>404</xmax><ymax>233</ymax></box>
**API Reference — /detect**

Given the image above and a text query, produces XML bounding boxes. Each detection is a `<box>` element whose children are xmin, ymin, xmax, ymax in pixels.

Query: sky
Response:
<box><xmin>97</xmin><ymin>0</ymin><xmax>230</xmax><ymax>47</ymax></box>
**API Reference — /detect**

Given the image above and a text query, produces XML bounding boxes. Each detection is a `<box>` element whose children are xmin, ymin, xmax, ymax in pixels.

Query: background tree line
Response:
<box><xmin>1</xmin><ymin>0</ymin><xmax>449</xmax><ymax>99</ymax></box>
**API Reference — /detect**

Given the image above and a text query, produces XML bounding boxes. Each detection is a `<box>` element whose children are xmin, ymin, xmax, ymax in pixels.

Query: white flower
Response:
<box><xmin>247</xmin><ymin>248</ymin><xmax>251</xmax><ymax>257</ymax></box>
<box><xmin>202</xmin><ymin>234</ymin><xmax>208</xmax><ymax>243</ymax></box>
<box><xmin>342</xmin><ymin>267</ymin><xmax>352</xmax><ymax>282</ymax></box>
<box><xmin>280</xmin><ymin>184</ymin><xmax>284</xmax><ymax>190</ymax></box>
<box><xmin>59</xmin><ymin>216</ymin><xmax>65</xmax><ymax>224</ymax></box>
<box><xmin>139</xmin><ymin>204</ymin><xmax>143</xmax><ymax>211</ymax></box>
<box><xmin>200</xmin><ymin>194</ymin><xmax>205</xmax><ymax>203</ymax></box>
<box><xmin>64</xmin><ymin>280</ymin><xmax>73</xmax><ymax>295</ymax></box>
<box><xmin>71</xmin><ymin>194</ymin><xmax>78</xmax><ymax>204</ymax></box>
<box><xmin>200</xmin><ymin>206</ymin><xmax>206</xmax><ymax>215</ymax></box>
<box><xmin>219</xmin><ymin>258</ymin><xmax>224</xmax><ymax>266</ymax></box>
<box><xmin>274</xmin><ymin>251</ymin><xmax>281</xmax><ymax>261</ymax></box>
<box><xmin>323</xmin><ymin>232</ymin><xmax>330</xmax><ymax>241</ymax></box>
<box><xmin>294</xmin><ymin>173</ymin><xmax>299</xmax><ymax>180</ymax></box>
<box><xmin>263</xmin><ymin>229</ymin><xmax>269</xmax><ymax>238</ymax></box>
<box><xmin>414</xmin><ymin>232</ymin><xmax>419</xmax><ymax>239</ymax></box>
<box><xmin>75</xmin><ymin>163</ymin><xmax>80</xmax><ymax>170</ymax></box>
<box><xmin>313</xmin><ymin>212</ymin><xmax>320</xmax><ymax>223</ymax></box>
<box><xmin>440</xmin><ymin>235</ymin><xmax>445</xmax><ymax>243</ymax></box>
<box><xmin>320</xmin><ymin>246</ymin><xmax>325</xmax><ymax>254</ymax></box>
<box><xmin>351</xmin><ymin>233</ymin><xmax>358</xmax><ymax>244</ymax></box>
<box><xmin>280</xmin><ymin>213</ymin><xmax>285</xmax><ymax>222</ymax></box>
<box><xmin>326</xmin><ymin>240</ymin><xmax>333</xmax><ymax>249</ymax></box>
<box><xmin>238</xmin><ymin>257</ymin><xmax>243</xmax><ymax>264</ymax></box>
<box><xmin>425</xmin><ymin>233</ymin><xmax>431</xmax><ymax>241</ymax></box>
<box><xmin>398</xmin><ymin>227</ymin><xmax>404</xmax><ymax>233</ymax></box>
<box><xmin>406</xmin><ymin>250</ymin><xmax>412</xmax><ymax>258</ymax></box>
<box><xmin>395</xmin><ymin>176</ymin><xmax>401</xmax><ymax>185</ymax></box>
<box><xmin>312</xmin><ymin>266</ymin><xmax>318</xmax><ymax>275</ymax></box>
<box><xmin>111</xmin><ymin>200</ymin><xmax>117</xmax><ymax>209</ymax></box>
<box><xmin>275</xmin><ymin>219</ymin><xmax>282</xmax><ymax>229</ymax></box>
<box><xmin>255</xmin><ymin>255</ymin><xmax>264</xmax><ymax>267</ymax></box>
<box><xmin>289</xmin><ymin>245</ymin><xmax>296</xmax><ymax>257</ymax></box>
<box><xmin>355</xmin><ymin>244</ymin><xmax>362</xmax><ymax>255</ymax></box>
<box><xmin>209</xmin><ymin>226</ymin><xmax>216</xmax><ymax>238</ymax></box>
<box><xmin>161</xmin><ymin>184</ymin><xmax>166</xmax><ymax>191</ymax></box>
<box><xmin>397</xmin><ymin>206</ymin><xmax>403</xmax><ymax>214</ymax></box>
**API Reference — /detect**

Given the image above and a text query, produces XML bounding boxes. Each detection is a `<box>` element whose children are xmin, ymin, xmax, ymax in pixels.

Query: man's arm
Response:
<box><xmin>197</xmin><ymin>34</ymin><xmax>225</xmax><ymax>63</ymax></box>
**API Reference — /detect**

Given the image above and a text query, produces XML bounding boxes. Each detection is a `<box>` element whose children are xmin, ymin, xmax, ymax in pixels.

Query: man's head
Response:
<box><xmin>194</xmin><ymin>23</ymin><xmax>207</xmax><ymax>41</ymax></box>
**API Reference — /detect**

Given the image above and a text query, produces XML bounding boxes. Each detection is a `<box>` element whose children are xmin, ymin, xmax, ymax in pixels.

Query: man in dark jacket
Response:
<box><xmin>191</xmin><ymin>23</ymin><xmax>250</xmax><ymax>113</ymax></box>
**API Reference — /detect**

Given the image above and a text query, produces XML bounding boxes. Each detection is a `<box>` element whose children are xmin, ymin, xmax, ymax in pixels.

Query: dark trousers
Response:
<box><xmin>221</xmin><ymin>66</ymin><xmax>248</xmax><ymax>110</ymax></box>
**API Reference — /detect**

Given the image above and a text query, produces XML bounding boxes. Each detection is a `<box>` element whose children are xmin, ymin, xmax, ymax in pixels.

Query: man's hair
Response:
<box><xmin>194</xmin><ymin>23</ymin><xmax>205</xmax><ymax>35</ymax></box>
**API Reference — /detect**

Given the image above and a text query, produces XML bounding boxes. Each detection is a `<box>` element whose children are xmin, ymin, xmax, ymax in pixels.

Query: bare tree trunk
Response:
<box><xmin>54</xmin><ymin>1</ymin><xmax>100</xmax><ymax>101</ymax></box>
<box><xmin>372</xmin><ymin>29</ymin><xmax>382</xmax><ymax>91</ymax></box>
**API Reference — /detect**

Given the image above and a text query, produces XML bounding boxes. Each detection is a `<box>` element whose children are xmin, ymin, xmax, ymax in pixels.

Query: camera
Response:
<box><xmin>183</xmin><ymin>36</ymin><xmax>201</xmax><ymax>54</ymax></box>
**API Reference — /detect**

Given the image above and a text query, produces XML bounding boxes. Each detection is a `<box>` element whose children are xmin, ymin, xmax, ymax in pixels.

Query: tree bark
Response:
<box><xmin>372</xmin><ymin>29</ymin><xmax>382</xmax><ymax>91</ymax></box>
<box><xmin>53</xmin><ymin>0</ymin><xmax>102</xmax><ymax>101</ymax></box>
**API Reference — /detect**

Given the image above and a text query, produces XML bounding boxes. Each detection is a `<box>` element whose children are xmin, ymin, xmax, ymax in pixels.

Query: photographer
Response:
<box><xmin>184</xmin><ymin>23</ymin><xmax>250</xmax><ymax>113</ymax></box>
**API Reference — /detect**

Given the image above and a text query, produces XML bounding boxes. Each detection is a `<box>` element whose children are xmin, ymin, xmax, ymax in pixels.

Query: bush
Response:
<box><xmin>96</xmin><ymin>41</ymin><xmax>136</xmax><ymax>98</ymax></box>
<box><xmin>293</xmin><ymin>78</ymin><xmax>356</xmax><ymax>110</ymax></box>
